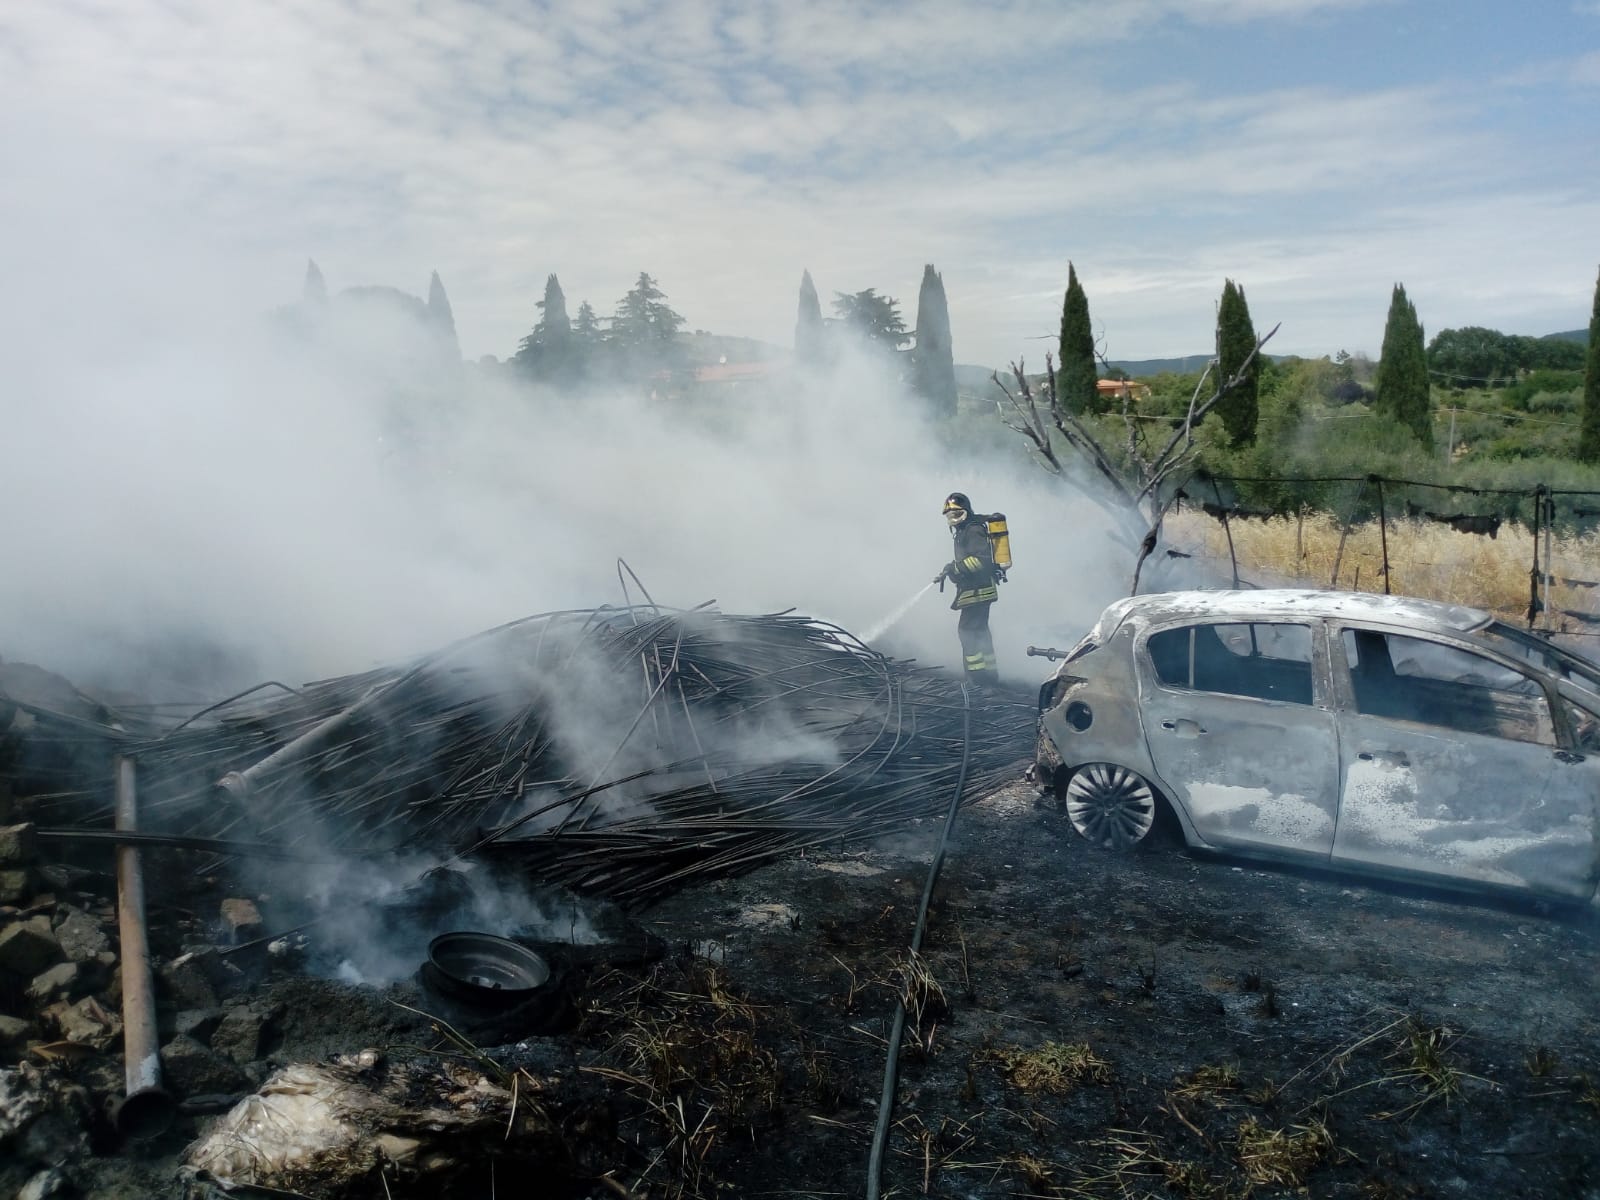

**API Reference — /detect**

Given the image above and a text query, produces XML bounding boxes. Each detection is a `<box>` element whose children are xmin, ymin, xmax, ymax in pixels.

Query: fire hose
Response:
<box><xmin>865</xmin><ymin>681</ymin><xmax>973</xmax><ymax>1200</ymax></box>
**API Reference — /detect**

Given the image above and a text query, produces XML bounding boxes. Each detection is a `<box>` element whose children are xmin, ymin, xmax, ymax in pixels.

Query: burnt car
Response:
<box><xmin>1036</xmin><ymin>589</ymin><xmax>1600</xmax><ymax>905</ymax></box>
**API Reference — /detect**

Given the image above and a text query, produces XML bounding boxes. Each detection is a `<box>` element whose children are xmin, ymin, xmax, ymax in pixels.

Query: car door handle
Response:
<box><xmin>1161</xmin><ymin>719</ymin><xmax>1206</xmax><ymax>737</ymax></box>
<box><xmin>1358</xmin><ymin>750</ymin><xmax>1410</xmax><ymax>767</ymax></box>
<box><xmin>1555</xmin><ymin>749</ymin><xmax>1586</xmax><ymax>765</ymax></box>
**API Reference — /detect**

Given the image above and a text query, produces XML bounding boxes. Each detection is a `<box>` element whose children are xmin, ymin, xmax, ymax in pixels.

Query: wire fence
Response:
<box><xmin>1171</xmin><ymin>471</ymin><xmax>1600</xmax><ymax>635</ymax></box>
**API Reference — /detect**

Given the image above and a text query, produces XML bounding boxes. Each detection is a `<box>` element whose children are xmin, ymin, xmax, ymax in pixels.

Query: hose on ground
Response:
<box><xmin>865</xmin><ymin>681</ymin><xmax>974</xmax><ymax>1200</ymax></box>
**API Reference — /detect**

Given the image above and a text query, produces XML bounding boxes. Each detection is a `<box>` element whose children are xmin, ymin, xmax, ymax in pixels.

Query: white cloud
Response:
<box><xmin>0</xmin><ymin>0</ymin><xmax>1592</xmax><ymax>369</ymax></box>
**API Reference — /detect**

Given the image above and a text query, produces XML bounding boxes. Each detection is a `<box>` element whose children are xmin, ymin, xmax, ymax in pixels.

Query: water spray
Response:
<box><xmin>861</xmin><ymin>582</ymin><xmax>936</xmax><ymax>643</ymax></box>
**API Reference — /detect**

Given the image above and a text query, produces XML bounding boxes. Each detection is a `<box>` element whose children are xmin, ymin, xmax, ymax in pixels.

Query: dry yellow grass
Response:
<box><xmin>1165</xmin><ymin>509</ymin><xmax>1600</xmax><ymax>629</ymax></box>
<box><xmin>988</xmin><ymin>1041</ymin><xmax>1113</xmax><ymax>1094</ymax></box>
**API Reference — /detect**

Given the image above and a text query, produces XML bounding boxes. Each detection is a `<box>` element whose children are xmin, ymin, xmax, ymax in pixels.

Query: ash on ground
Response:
<box><xmin>5</xmin><ymin>774</ymin><xmax>1600</xmax><ymax>1199</ymax></box>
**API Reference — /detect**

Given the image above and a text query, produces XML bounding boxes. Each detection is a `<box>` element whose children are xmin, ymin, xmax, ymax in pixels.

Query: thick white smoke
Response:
<box><xmin>0</xmin><ymin>161</ymin><xmax>1132</xmax><ymax>697</ymax></box>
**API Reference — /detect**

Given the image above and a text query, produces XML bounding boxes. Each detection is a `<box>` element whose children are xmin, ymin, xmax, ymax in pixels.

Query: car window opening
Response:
<box><xmin>1567</xmin><ymin>700</ymin><xmax>1600</xmax><ymax>753</ymax></box>
<box><xmin>1341</xmin><ymin>629</ymin><xmax>1556</xmax><ymax>746</ymax></box>
<box><xmin>1148</xmin><ymin>623</ymin><xmax>1314</xmax><ymax>706</ymax></box>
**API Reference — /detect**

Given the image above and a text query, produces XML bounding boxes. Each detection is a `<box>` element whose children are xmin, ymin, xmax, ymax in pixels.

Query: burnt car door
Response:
<box><xmin>1139</xmin><ymin>620</ymin><xmax>1340</xmax><ymax>858</ymax></box>
<box><xmin>1330</xmin><ymin>626</ymin><xmax>1600</xmax><ymax>901</ymax></box>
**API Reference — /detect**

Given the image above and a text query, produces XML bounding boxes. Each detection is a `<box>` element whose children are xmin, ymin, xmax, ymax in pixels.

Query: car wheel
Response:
<box><xmin>1065</xmin><ymin>763</ymin><xmax>1158</xmax><ymax>851</ymax></box>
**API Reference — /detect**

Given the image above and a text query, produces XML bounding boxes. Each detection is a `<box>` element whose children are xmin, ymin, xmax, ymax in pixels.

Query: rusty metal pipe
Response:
<box><xmin>113</xmin><ymin>755</ymin><xmax>176</xmax><ymax>1138</ymax></box>
<box><xmin>215</xmin><ymin>685</ymin><xmax>383</xmax><ymax>800</ymax></box>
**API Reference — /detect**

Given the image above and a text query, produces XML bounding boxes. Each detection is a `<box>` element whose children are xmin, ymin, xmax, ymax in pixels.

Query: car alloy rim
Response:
<box><xmin>1065</xmin><ymin>764</ymin><xmax>1157</xmax><ymax>850</ymax></box>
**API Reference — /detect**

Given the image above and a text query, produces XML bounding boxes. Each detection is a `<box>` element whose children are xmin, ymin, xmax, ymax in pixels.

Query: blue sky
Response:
<box><xmin>2</xmin><ymin>0</ymin><xmax>1596</xmax><ymax>367</ymax></box>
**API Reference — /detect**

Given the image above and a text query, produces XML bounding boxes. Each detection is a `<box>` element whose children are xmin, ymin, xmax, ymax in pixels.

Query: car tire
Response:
<box><xmin>1064</xmin><ymin>763</ymin><xmax>1159</xmax><ymax>851</ymax></box>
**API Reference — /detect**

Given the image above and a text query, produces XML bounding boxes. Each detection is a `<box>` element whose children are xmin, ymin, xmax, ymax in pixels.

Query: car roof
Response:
<box><xmin>1105</xmin><ymin>589</ymin><xmax>1495</xmax><ymax>635</ymax></box>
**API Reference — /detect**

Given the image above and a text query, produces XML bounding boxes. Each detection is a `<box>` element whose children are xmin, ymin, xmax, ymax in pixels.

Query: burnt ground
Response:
<box><xmin>17</xmin><ymin>770</ymin><xmax>1600</xmax><ymax>1199</ymax></box>
<box><xmin>629</xmin><ymin>778</ymin><xmax>1600</xmax><ymax>1199</ymax></box>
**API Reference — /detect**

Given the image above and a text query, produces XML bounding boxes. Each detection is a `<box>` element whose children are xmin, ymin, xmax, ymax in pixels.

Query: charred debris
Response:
<box><xmin>0</xmin><ymin>603</ymin><xmax>1033</xmax><ymax>1196</ymax></box>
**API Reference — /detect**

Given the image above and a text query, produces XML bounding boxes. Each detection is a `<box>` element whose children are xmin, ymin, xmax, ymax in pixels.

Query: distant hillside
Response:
<box><xmin>1106</xmin><ymin>354</ymin><xmax>1214</xmax><ymax>376</ymax></box>
<box><xmin>954</xmin><ymin>363</ymin><xmax>1001</xmax><ymax>392</ymax></box>
<box><xmin>1107</xmin><ymin>329</ymin><xmax>1587</xmax><ymax>378</ymax></box>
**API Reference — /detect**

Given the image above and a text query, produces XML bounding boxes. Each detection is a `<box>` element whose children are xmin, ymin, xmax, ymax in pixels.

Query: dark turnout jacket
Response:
<box><xmin>945</xmin><ymin>518</ymin><xmax>999</xmax><ymax>610</ymax></box>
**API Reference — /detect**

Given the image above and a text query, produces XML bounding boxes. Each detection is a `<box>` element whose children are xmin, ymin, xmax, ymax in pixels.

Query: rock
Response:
<box><xmin>34</xmin><ymin>863</ymin><xmax>87</xmax><ymax>894</ymax></box>
<box><xmin>0</xmin><ymin>868</ymin><xmax>36</xmax><ymax>905</ymax></box>
<box><xmin>0</xmin><ymin>1064</ymin><xmax>50</xmax><ymax>1140</ymax></box>
<box><xmin>44</xmin><ymin>997</ymin><xmax>121</xmax><ymax>1050</ymax></box>
<box><xmin>0</xmin><ymin>918</ymin><xmax>62</xmax><ymax>977</ymax></box>
<box><xmin>0</xmin><ymin>1064</ymin><xmax>93</xmax><ymax>1171</ymax></box>
<box><xmin>211</xmin><ymin>1005</ymin><xmax>270</xmax><ymax>1064</ymax></box>
<box><xmin>0</xmin><ymin>823</ymin><xmax>37</xmax><ymax>866</ymax></box>
<box><xmin>158</xmin><ymin>953</ymin><xmax>218</xmax><ymax>1010</ymax></box>
<box><xmin>159</xmin><ymin>1035</ymin><xmax>250</xmax><ymax>1098</ymax></box>
<box><xmin>161</xmin><ymin>1007</ymin><xmax>225</xmax><ymax>1044</ymax></box>
<box><xmin>17</xmin><ymin>1167</ymin><xmax>70</xmax><ymax>1200</ymax></box>
<box><xmin>100</xmin><ymin>962</ymin><xmax>121</xmax><ymax>1008</ymax></box>
<box><xmin>0</xmin><ymin>1013</ymin><xmax>38</xmax><ymax>1058</ymax></box>
<box><xmin>52</xmin><ymin>907</ymin><xmax>110</xmax><ymax>963</ymax></box>
<box><xmin>374</xmin><ymin>1132</ymin><xmax>422</xmax><ymax>1165</ymax></box>
<box><xmin>219</xmin><ymin>898</ymin><xmax>262</xmax><ymax>941</ymax></box>
<box><xmin>170</xmin><ymin>944</ymin><xmax>246</xmax><ymax>1002</ymax></box>
<box><xmin>25</xmin><ymin>962</ymin><xmax>80</xmax><ymax>1006</ymax></box>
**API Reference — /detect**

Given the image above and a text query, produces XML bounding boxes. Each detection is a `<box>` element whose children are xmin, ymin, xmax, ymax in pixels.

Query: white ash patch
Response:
<box><xmin>739</xmin><ymin>903</ymin><xmax>799</xmax><ymax>929</ymax></box>
<box><xmin>810</xmin><ymin>859</ymin><xmax>884</xmax><ymax>877</ymax></box>
<box><xmin>976</xmin><ymin>780</ymin><xmax>1040</xmax><ymax>816</ymax></box>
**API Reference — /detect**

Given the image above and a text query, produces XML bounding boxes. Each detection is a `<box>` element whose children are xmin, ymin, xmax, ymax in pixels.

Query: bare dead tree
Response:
<box><xmin>994</xmin><ymin>323</ymin><xmax>1280</xmax><ymax>594</ymax></box>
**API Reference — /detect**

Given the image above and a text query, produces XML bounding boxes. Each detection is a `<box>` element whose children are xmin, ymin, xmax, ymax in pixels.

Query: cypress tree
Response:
<box><xmin>303</xmin><ymin>259</ymin><xmax>327</xmax><ymax>304</ymax></box>
<box><xmin>573</xmin><ymin>301</ymin><xmax>600</xmax><ymax>343</ymax></box>
<box><xmin>911</xmin><ymin>264</ymin><xmax>957</xmax><ymax>419</ymax></box>
<box><xmin>426</xmin><ymin>270</ymin><xmax>459</xmax><ymax>359</ymax></box>
<box><xmin>1579</xmin><ymin>266</ymin><xmax>1600</xmax><ymax>463</ymax></box>
<box><xmin>795</xmin><ymin>270</ymin><xmax>824</xmax><ymax>366</ymax></box>
<box><xmin>572</xmin><ymin>300</ymin><xmax>601</xmax><ymax>383</ymax></box>
<box><xmin>1374</xmin><ymin>283</ymin><xmax>1432</xmax><ymax>448</ymax></box>
<box><xmin>514</xmin><ymin>274</ymin><xmax>573</xmax><ymax>378</ymax></box>
<box><xmin>1215</xmin><ymin>279</ymin><xmax>1259</xmax><ymax>446</ymax></box>
<box><xmin>1057</xmin><ymin>262</ymin><xmax>1098</xmax><ymax>416</ymax></box>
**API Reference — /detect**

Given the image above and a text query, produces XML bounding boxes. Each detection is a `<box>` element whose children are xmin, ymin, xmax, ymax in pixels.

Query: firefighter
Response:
<box><xmin>934</xmin><ymin>492</ymin><xmax>999</xmax><ymax>686</ymax></box>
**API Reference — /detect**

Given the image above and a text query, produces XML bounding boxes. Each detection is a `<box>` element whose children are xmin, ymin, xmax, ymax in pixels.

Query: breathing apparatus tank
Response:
<box><xmin>985</xmin><ymin>513</ymin><xmax>1012</xmax><ymax>575</ymax></box>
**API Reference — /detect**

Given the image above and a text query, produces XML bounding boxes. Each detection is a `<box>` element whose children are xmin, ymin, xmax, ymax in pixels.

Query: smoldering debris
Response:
<box><xmin>0</xmin><ymin>603</ymin><xmax>1033</xmax><ymax>1196</ymax></box>
<box><xmin>182</xmin><ymin>1049</ymin><xmax>592</xmax><ymax>1197</ymax></box>
<box><xmin>19</xmin><ymin>606</ymin><xmax>1033</xmax><ymax>907</ymax></box>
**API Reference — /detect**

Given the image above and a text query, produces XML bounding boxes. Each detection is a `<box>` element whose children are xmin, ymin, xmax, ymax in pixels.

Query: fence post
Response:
<box><xmin>1528</xmin><ymin>485</ymin><xmax>1544</xmax><ymax>629</ymax></box>
<box><xmin>1543</xmin><ymin>489</ymin><xmax>1555</xmax><ymax>633</ymax></box>
<box><xmin>1210</xmin><ymin>476</ymin><xmax>1240</xmax><ymax>588</ymax></box>
<box><xmin>1329</xmin><ymin>478</ymin><xmax>1368</xmax><ymax>589</ymax></box>
<box><xmin>1374</xmin><ymin>475</ymin><xmax>1391</xmax><ymax>595</ymax></box>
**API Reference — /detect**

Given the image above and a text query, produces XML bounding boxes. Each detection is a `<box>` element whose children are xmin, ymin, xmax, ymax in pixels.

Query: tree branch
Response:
<box><xmin>1137</xmin><ymin>322</ymin><xmax>1279</xmax><ymax>506</ymax></box>
<box><xmin>994</xmin><ymin>318</ymin><xmax>1279</xmax><ymax>594</ymax></box>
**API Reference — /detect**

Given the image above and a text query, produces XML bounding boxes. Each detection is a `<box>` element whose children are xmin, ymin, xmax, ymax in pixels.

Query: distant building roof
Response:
<box><xmin>694</xmin><ymin>361</ymin><xmax>780</xmax><ymax>383</ymax></box>
<box><xmin>1097</xmin><ymin>378</ymin><xmax>1150</xmax><ymax>397</ymax></box>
